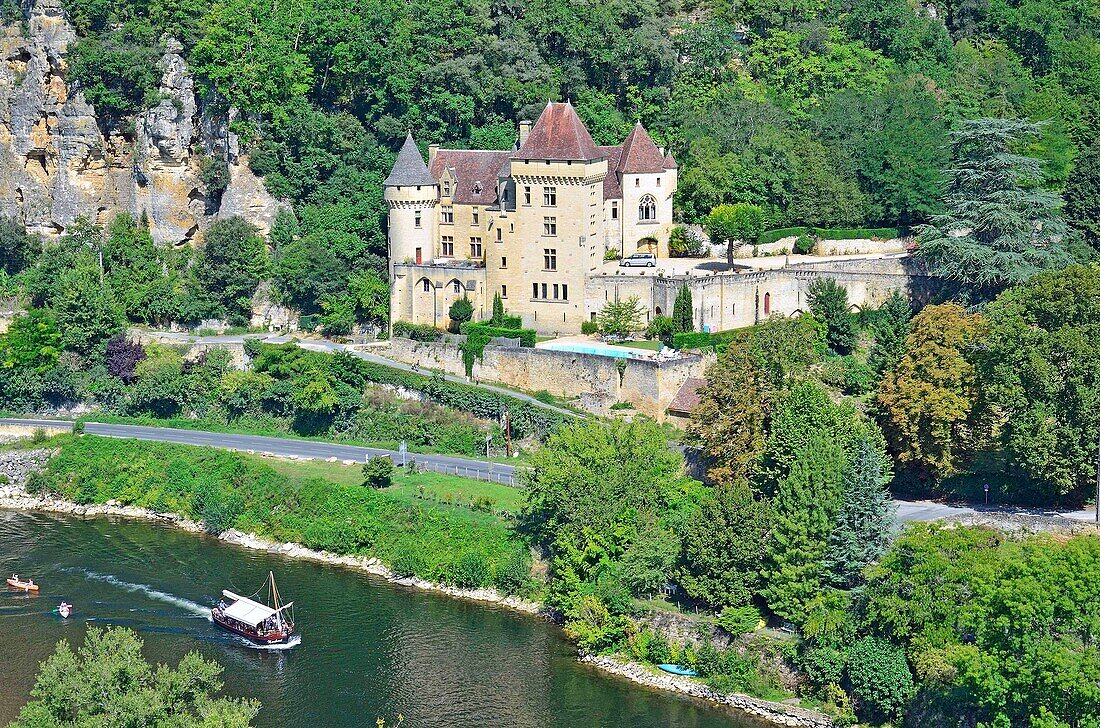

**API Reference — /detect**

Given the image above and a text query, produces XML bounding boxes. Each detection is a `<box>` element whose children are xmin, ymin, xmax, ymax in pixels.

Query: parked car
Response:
<box><xmin>619</xmin><ymin>253</ymin><xmax>657</xmax><ymax>267</ymax></box>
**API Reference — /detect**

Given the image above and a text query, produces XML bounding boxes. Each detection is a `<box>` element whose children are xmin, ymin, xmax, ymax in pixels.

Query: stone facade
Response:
<box><xmin>387</xmin><ymin>102</ymin><xmax>678</xmax><ymax>334</ymax></box>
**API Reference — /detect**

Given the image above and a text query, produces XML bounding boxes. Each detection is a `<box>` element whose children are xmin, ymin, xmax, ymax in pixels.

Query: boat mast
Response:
<box><xmin>269</xmin><ymin>571</ymin><xmax>283</xmax><ymax>630</ymax></box>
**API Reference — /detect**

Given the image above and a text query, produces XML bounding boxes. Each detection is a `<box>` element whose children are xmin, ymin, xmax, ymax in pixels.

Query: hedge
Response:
<box><xmin>493</xmin><ymin>314</ymin><xmax>523</xmax><ymax>329</ymax></box>
<box><xmin>460</xmin><ymin>322</ymin><xmax>537</xmax><ymax>348</ymax></box>
<box><xmin>392</xmin><ymin>320</ymin><xmax>445</xmax><ymax>342</ymax></box>
<box><xmin>756</xmin><ymin>226</ymin><xmax>901</xmax><ymax>246</ymax></box>
<box><xmin>673</xmin><ymin>330</ymin><xmax>740</xmax><ymax>351</ymax></box>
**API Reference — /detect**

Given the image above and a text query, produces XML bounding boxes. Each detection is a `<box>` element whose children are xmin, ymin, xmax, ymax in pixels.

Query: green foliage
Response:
<box><xmin>867</xmin><ymin>291</ymin><xmax>912</xmax><ymax>375</ymax></box>
<box><xmin>979</xmin><ymin>265</ymin><xmax>1100</xmax><ymax>501</ymax></box>
<box><xmin>460</xmin><ymin>322</ymin><xmax>537</xmax><ymax>348</ymax></box>
<box><xmin>671</xmin><ymin>284</ymin><xmax>693</xmax><ymax>334</ymax></box>
<box><xmin>822</xmin><ymin>436</ymin><xmax>894</xmax><ymax>588</ymax></box>
<box><xmin>1065</xmin><ymin>144</ymin><xmax>1100</xmax><ymax>248</ymax></box>
<box><xmin>580</xmin><ymin>320</ymin><xmax>599</xmax><ymax>335</ymax></box>
<box><xmin>917</xmin><ymin>118</ymin><xmax>1073</xmax><ymax>293</ymax></box>
<box><xmin>0</xmin><ymin>309</ymin><xmax>61</xmax><ymax>372</ymax></box>
<box><xmin>807</xmin><ymin>278</ymin><xmax>857</xmax><ymax>354</ymax></box>
<box><xmin>0</xmin><ymin>216</ymin><xmax>36</xmax><ymax>275</ymax></box>
<box><xmin>490</xmin><ymin>293</ymin><xmax>505</xmax><ymax>326</ymax></box>
<box><xmin>877</xmin><ymin>303</ymin><xmax>984</xmax><ymax>481</ymax></box>
<box><xmin>678</xmin><ymin>480</ymin><xmax>771</xmax><ymax>608</ymax></box>
<box><xmin>596</xmin><ymin>296</ymin><xmax>645</xmax><ymax>338</ymax></box>
<box><xmin>644</xmin><ymin>315</ymin><xmax>675</xmax><ymax>347</ymax></box>
<box><xmin>448</xmin><ymin>296</ymin><xmax>473</xmax><ymax>327</ymax></box>
<box><xmin>760</xmin><ymin>435</ymin><xmax>846</xmax><ymax>623</ymax></box>
<box><xmin>792</xmin><ymin>234</ymin><xmax>814</xmax><ymax>254</ymax></box>
<box><xmin>671</xmin><ymin>330</ymin><xmax>738</xmax><ymax>352</ymax></box>
<box><xmin>192</xmin><ymin>217</ymin><xmax>269</xmax><ymax>322</ymax></box>
<box><xmin>391</xmin><ymin>321</ymin><xmax>443</xmax><ymax>342</ymax></box>
<box><xmin>66</xmin><ymin>26</ymin><xmax>162</xmax><ymax>127</ymax></box>
<box><xmin>715</xmin><ymin>605</ymin><xmax>763</xmax><ymax>637</ymax></box>
<box><xmin>199</xmin><ymin>154</ymin><xmax>230</xmax><ymax>201</ymax></box>
<box><xmin>706</xmin><ymin>203</ymin><xmax>765</xmax><ymax>259</ymax></box>
<box><xmin>9</xmin><ymin>626</ymin><xmax>259</xmax><ymax>727</ymax></box>
<box><xmin>39</xmin><ymin>436</ymin><xmax>529</xmax><ymax>592</ymax></box>
<box><xmin>668</xmin><ymin>226</ymin><xmax>707</xmax><ymax>257</ymax></box>
<box><xmin>362</xmin><ymin>456</ymin><xmax>394</xmax><ymax>488</ymax></box>
<box><xmin>845</xmin><ymin>636</ymin><xmax>914</xmax><ymax>722</ymax></box>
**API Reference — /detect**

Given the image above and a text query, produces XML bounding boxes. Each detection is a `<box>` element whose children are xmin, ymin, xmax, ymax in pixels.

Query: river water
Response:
<box><xmin>0</xmin><ymin>510</ymin><xmax>759</xmax><ymax>728</ymax></box>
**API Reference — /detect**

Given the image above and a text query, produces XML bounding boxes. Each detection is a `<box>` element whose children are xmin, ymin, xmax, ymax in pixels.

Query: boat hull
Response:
<box><xmin>212</xmin><ymin>610</ymin><xmax>296</xmax><ymax>645</ymax></box>
<box><xmin>6</xmin><ymin>579</ymin><xmax>38</xmax><ymax>592</ymax></box>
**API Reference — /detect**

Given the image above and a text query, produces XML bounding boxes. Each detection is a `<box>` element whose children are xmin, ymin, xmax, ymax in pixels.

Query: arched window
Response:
<box><xmin>763</xmin><ymin>292</ymin><xmax>771</xmax><ymax>316</ymax></box>
<box><xmin>638</xmin><ymin>195</ymin><xmax>657</xmax><ymax>221</ymax></box>
<box><xmin>421</xmin><ymin>279</ymin><xmax>431</xmax><ymax>292</ymax></box>
<box><xmin>451</xmin><ymin>279</ymin><xmax>462</xmax><ymax>294</ymax></box>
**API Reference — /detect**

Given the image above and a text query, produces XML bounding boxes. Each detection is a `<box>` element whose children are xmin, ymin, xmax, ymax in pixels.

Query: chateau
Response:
<box><xmin>386</xmin><ymin>101</ymin><xmax>678</xmax><ymax>333</ymax></box>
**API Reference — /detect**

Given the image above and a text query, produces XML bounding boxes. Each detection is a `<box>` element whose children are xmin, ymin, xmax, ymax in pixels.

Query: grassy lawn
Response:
<box><xmin>253</xmin><ymin>455</ymin><xmax>525</xmax><ymax>512</ymax></box>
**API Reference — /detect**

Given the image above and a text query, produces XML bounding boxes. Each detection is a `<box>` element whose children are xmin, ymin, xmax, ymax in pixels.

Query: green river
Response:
<box><xmin>0</xmin><ymin>510</ymin><xmax>762</xmax><ymax>727</ymax></box>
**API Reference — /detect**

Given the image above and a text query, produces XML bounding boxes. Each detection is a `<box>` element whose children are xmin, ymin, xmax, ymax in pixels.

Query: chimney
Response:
<box><xmin>428</xmin><ymin>143</ymin><xmax>440</xmax><ymax>165</ymax></box>
<box><xmin>518</xmin><ymin>120</ymin><xmax>532</xmax><ymax>147</ymax></box>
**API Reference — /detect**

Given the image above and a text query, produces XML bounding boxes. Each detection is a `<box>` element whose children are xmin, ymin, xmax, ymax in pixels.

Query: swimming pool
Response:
<box><xmin>537</xmin><ymin>341</ymin><xmax>655</xmax><ymax>360</ymax></box>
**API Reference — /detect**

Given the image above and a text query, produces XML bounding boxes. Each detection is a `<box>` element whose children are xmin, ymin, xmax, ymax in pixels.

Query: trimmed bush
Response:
<box><xmin>392</xmin><ymin>321</ymin><xmax>445</xmax><ymax>342</ymax></box>
<box><xmin>460</xmin><ymin>322</ymin><xmax>536</xmax><ymax>347</ymax></box>
<box><xmin>758</xmin><ymin>226</ymin><xmax>900</xmax><ymax>245</ymax></box>
<box><xmin>362</xmin><ymin>456</ymin><xmax>394</xmax><ymax>488</ymax></box>
<box><xmin>581</xmin><ymin>320</ymin><xmax>599</xmax><ymax>335</ymax></box>
<box><xmin>793</xmin><ymin>234</ymin><xmax>815</xmax><ymax>254</ymax></box>
<box><xmin>673</xmin><ymin>330</ymin><xmax>739</xmax><ymax>351</ymax></box>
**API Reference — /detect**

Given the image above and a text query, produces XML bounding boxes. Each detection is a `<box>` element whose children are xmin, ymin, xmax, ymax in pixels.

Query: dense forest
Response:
<box><xmin>45</xmin><ymin>0</ymin><xmax>1099</xmax><ymax>320</ymax></box>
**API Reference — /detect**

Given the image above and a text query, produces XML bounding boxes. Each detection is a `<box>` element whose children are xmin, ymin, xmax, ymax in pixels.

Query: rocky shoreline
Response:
<box><xmin>0</xmin><ymin>447</ymin><xmax>833</xmax><ymax>728</ymax></box>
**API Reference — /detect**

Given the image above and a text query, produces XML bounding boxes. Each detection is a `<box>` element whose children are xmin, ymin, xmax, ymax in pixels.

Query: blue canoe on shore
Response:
<box><xmin>657</xmin><ymin>663</ymin><xmax>699</xmax><ymax>677</ymax></box>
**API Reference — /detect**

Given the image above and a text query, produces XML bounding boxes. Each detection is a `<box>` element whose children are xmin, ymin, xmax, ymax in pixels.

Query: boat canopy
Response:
<box><xmin>221</xmin><ymin>590</ymin><xmax>286</xmax><ymax>628</ymax></box>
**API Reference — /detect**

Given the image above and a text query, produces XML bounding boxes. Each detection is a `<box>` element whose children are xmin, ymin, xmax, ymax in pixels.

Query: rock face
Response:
<box><xmin>0</xmin><ymin>0</ymin><xmax>281</xmax><ymax>245</ymax></box>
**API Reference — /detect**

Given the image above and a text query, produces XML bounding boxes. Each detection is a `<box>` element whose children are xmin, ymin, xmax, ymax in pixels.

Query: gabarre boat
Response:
<box><xmin>211</xmin><ymin>571</ymin><xmax>297</xmax><ymax>646</ymax></box>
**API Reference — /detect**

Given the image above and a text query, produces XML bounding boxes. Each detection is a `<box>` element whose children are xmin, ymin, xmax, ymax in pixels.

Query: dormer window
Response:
<box><xmin>443</xmin><ymin>180</ymin><xmax>452</xmax><ymax>196</ymax></box>
<box><xmin>472</xmin><ymin>181</ymin><xmax>483</xmax><ymax>195</ymax></box>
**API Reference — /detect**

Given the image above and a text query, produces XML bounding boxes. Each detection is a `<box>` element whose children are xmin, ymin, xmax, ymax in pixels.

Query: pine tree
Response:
<box><xmin>867</xmin><ymin>291</ymin><xmax>911</xmax><ymax>375</ymax></box>
<box><xmin>491</xmin><ymin>292</ymin><xmax>505</xmax><ymax>325</ymax></box>
<box><xmin>1064</xmin><ymin>143</ymin><xmax>1100</xmax><ymax>249</ymax></box>
<box><xmin>807</xmin><ymin>278</ymin><xmax>856</xmax><ymax>354</ymax></box>
<box><xmin>822</xmin><ymin>436</ymin><xmax>894</xmax><ymax>588</ymax></box>
<box><xmin>917</xmin><ymin>118</ymin><xmax>1071</xmax><ymax>293</ymax></box>
<box><xmin>672</xmin><ymin>284</ymin><xmax>694</xmax><ymax>333</ymax></box>
<box><xmin>760</xmin><ymin>435</ymin><xmax>845</xmax><ymax>623</ymax></box>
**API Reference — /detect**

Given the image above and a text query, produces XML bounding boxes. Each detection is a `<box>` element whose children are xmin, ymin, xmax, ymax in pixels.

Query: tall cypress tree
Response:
<box><xmin>760</xmin><ymin>435</ymin><xmax>846</xmax><ymax>623</ymax></box>
<box><xmin>868</xmin><ymin>291</ymin><xmax>912</xmax><ymax>375</ymax></box>
<box><xmin>807</xmin><ymin>278</ymin><xmax>856</xmax><ymax>354</ymax></box>
<box><xmin>491</xmin><ymin>292</ymin><xmax>505</xmax><ymax>325</ymax></box>
<box><xmin>822</xmin><ymin>436</ymin><xmax>895</xmax><ymax>588</ymax></box>
<box><xmin>672</xmin><ymin>284</ymin><xmax>694</xmax><ymax>333</ymax></box>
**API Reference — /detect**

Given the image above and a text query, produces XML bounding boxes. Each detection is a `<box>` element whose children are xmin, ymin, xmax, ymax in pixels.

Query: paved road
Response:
<box><xmin>147</xmin><ymin>330</ymin><xmax>583</xmax><ymax>420</ymax></box>
<box><xmin>3</xmin><ymin>417</ymin><xmax>1095</xmax><ymax>523</ymax></box>
<box><xmin>81</xmin><ymin>422</ymin><xmax>521</xmax><ymax>486</ymax></box>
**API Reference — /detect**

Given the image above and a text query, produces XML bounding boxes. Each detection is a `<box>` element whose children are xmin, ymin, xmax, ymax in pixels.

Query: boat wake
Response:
<box><xmin>76</xmin><ymin>570</ymin><xmax>210</xmax><ymax>617</ymax></box>
<box><xmin>241</xmin><ymin>633</ymin><xmax>302</xmax><ymax>651</ymax></box>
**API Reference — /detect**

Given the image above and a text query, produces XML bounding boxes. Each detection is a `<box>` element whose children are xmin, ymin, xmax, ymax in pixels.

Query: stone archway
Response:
<box><xmin>637</xmin><ymin>236</ymin><xmax>658</xmax><ymax>255</ymax></box>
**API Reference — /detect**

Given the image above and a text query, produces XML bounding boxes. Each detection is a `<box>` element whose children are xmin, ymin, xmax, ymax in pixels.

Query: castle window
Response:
<box><xmin>611</xmin><ymin>201</ymin><xmax>618</xmax><ymax>220</ymax></box>
<box><xmin>543</xmin><ymin>217</ymin><xmax>557</xmax><ymax>236</ymax></box>
<box><xmin>541</xmin><ymin>283</ymin><xmax>548</xmax><ymax>299</ymax></box>
<box><xmin>443</xmin><ymin>180</ymin><xmax>451</xmax><ymax>197</ymax></box>
<box><xmin>470</xmin><ymin>237</ymin><xmax>482</xmax><ymax>258</ymax></box>
<box><xmin>501</xmin><ymin>256</ymin><xmax>507</xmax><ymax>268</ymax></box>
<box><xmin>523</xmin><ymin>186</ymin><xmax>531</xmax><ymax>205</ymax></box>
<box><xmin>441</xmin><ymin>206</ymin><xmax>453</xmax><ymax>224</ymax></box>
<box><xmin>635</xmin><ymin>178</ymin><xmax>640</xmax><ymax>187</ymax></box>
<box><xmin>656</xmin><ymin>178</ymin><xmax>661</xmax><ymax>187</ymax></box>
<box><xmin>472</xmin><ymin>181</ymin><xmax>483</xmax><ymax>194</ymax></box>
<box><xmin>639</xmin><ymin>195</ymin><xmax>657</xmax><ymax>222</ymax></box>
<box><xmin>553</xmin><ymin>284</ymin><xmax>559</xmax><ymax>300</ymax></box>
<box><xmin>472</xmin><ymin>208</ymin><xmax>479</xmax><ymax>226</ymax></box>
<box><xmin>543</xmin><ymin>248</ymin><xmax>557</xmax><ymax>271</ymax></box>
<box><xmin>497</xmin><ymin>227</ymin><xmax>502</xmax><ymax>242</ymax></box>
<box><xmin>562</xmin><ymin>284</ymin><xmax>568</xmax><ymax>300</ymax></box>
<box><xmin>544</xmin><ymin>187</ymin><xmax>556</xmax><ymax>207</ymax></box>
<box><xmin>532</xmin><ymin>283</ymin><xmax>538</xmax><ymax>299</ymax></box>
<box><xmin>441</xmin><ymin>236</ymin><xmax>454</xmax><ymax>256</ymax></box>
<box><xmin>501</xmin><ymin>285</ymin><xmax>508</xmax><ymax>298</ymax></box>
<box><xmin>422</xmin><ymin>279</ymin><xmax>431</xmax><ymax>292</ymax></box>
<box><xmin>414</xmin><ymin>210</ymin><xmax>422</xmax><ymax>228</ymax></box>
<box><xmin>453</xmin><ymin>280</ymin><xmax>463</xmax><ymax>294</ymax></box>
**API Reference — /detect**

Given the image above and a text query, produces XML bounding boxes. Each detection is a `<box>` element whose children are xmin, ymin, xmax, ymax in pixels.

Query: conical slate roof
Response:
<box><xmin>513</xmin><ymin>101</ymin><xmax>602</xmax><ymax>161</ymax></box>
<box><xmin>617</xmin><ymin>122</ymin><xmax>666</xmax><ymax>174</ymax></box>
<box><xmin>385</xmin><ymin>133</ymin><xmax>437</xmax><ymax>187</ymax></box>
<box><xmin>663</xmin><ymin>151</ymin><xmax>678</xmax><ymax>169</ymax></box>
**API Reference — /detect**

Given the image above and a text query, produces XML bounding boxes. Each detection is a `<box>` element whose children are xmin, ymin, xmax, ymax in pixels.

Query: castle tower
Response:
<box><xmin>384</xmin><ymin>133</ymin><xmax>438</xmax><ymax>273</ymax></box>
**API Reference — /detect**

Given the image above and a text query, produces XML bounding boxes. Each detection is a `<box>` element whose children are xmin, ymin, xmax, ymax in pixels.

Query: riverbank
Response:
<box><xmin>0</xmin><ymin>444</ymin><xmax>835</xmax><ymax>728</ymax></box>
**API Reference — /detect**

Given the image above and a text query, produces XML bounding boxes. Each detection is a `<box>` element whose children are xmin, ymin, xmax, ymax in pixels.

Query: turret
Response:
<box><xmin>384</xmin><ymin>132</ymin><xmax>438</xmax><ymax>272</ymax></box>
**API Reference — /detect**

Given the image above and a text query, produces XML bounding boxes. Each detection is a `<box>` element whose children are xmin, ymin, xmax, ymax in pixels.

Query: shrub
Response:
<box><xmin>645</xmin><ymin>315</ymin><xmax>675</xmax><ymax>346</ymax></box>
<box><xmin>603</xmin><ymin>248</ymin><xmax>620</xmax><ymax>261</ymax></box>
<box><xmin>389</xmin><ymin>549</ymin><xmax>425</xmax><ymax>578</ymax></box>
<box><xmin>793</xmin><ymin>234</ymin><xmax>815</xmax><ymax>254</ymax></box>
<box><xmin>846</xmin><ymin>636</ymin><xmax>915</xmax><ymax>722</ymax></box>
<box><xmin>581</xmin><ymin>320</ymin><xmax>599</xmax><ymax>335</ymax></box>
<box><xmin>669</xmin><ymin>226</ymin><xmax>707</xmax><ymax>257</ymax></box>
<box><xmin>716</xmin><ymin>605</ymin><xmax>763</xmax><ymax>636</ymax></box>
<box><xmin>391</xmin><ymin>321</ymin><xmax>444</xmax><ymax>342</ymax></box>
<box><xmin>673</xmin><ymin>330</ymin><xmax>738</xmax><ymax>351</ymax></box>
<box><xmin>459</xmin><ymin>322</ymin><xmax>536</xmax><ymax>347</ymax></box>
<box><xmin>449</xmin><ymin>551</ymin><xmax>491</xmax><ymax>588</ymax></box>
<box><xmin>758</xmin><ymin>227</ymin><xmax>811</xmax><ymax>245</ymax></box>
<box><xmin>492</xmin><ymin>551</ymin><xmax>530</xmax><ymax>593</ymax></box>
<box><xmin>361</xmin><ymin>457</ymin><xmax>394</xmax><ymax>488</ymax></box>
<box><xmin>448</xmin><ymin>296</ymin><xmax>473</xmax><ymax>327</ymax></box>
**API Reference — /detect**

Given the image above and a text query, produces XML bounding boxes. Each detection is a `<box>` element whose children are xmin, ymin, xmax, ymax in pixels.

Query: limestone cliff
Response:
<box><xmin>0</xmin><ymin>0</ymin><xmax>281</xmax><ymax>245</ymax></box>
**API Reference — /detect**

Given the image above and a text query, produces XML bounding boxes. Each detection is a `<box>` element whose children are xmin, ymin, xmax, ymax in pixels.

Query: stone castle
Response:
<box><xmin>386</xmin><ymin>101</ymin><xmax>678</xmax><ymax>333</ymax></box>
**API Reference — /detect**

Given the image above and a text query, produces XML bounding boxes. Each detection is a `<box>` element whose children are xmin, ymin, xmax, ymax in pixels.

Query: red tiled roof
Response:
<box><xmin>430</xmin><ymin>150</ymin><xmax>511</xmax><ymax>205</ymax></box>
<box><xmin>618</xmin><ymin>122</ymin><xmax>666</xmax><ymax>174</ymax></box>
<box><xmin>600</xmin><ymin>145</ymin><xmax>623</xmax><ymax>200</ymax></box>
<box><xmin>663</xmin><ymin>151</ymin><xmax>678</xmax><ymax>170</ymax></box>
<box><xmin>667</xmin><ymin>377</ymin><xmax>707</xmax><ymax>416</ymax></box>
<box><xmin>513</xmin><ymin>101</ymin><xmax>603</xmax><ymax>161</ymax></box>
